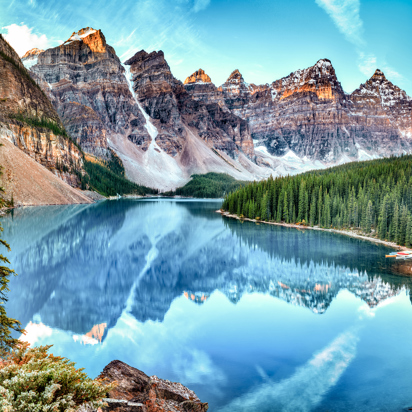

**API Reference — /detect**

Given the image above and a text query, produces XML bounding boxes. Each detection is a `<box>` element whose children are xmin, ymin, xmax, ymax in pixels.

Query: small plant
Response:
<box><xmin>0</xmin><ymin>342</ymin><xmax>115</xmax><ymax>412</ymax></box>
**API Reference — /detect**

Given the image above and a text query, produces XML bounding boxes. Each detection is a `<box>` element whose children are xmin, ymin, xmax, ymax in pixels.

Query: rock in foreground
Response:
<box><xmin>79</xmin><ymin>360</ymin><xmax>208</xmax><ymax>412</ymax></box>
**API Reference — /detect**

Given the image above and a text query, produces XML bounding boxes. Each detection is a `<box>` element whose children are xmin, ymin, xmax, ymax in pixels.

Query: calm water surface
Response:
<box><xmin>3</xmin><ymin>199</ymin><xmax>412</xmax><ymax>411</ymax></box>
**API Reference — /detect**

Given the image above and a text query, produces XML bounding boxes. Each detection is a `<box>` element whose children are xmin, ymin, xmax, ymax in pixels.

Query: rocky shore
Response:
<box><xmin>79</xmin><ymin>360</ymin><xmax>208</xmax><ymax>412</ymax></box>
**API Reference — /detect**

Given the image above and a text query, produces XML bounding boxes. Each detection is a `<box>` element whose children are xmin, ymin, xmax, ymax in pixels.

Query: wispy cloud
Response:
<box><xmin>193</xmin><ymin>0</ymin><xmax>210</xmax><ymax>13</ymax></box>
<box><xmin>315</xmin><ymin>0</ymin><xmax>365</xmax><ymax>46</ymax></box>
<box><xmin>218</xmin><ymin>329</ymin><xmax>359</xmax><ymax>412</ymax></box>
<box><xmin>357</xmin><ymin>52</ymin><xmax>377</xmax><ymax>76</ymax></box>
<box><xmin>358</xmin><ymin>52</ymin><xmax>404</xmax><ymax>82</ymax></box>
<box><xmin>2</xmin><ymin>23</ymin><xmax>49</xmax><ymax>56</ymax></box>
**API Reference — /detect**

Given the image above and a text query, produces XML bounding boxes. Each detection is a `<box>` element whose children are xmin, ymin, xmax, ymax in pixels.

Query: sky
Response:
<box><xmin>1</xmin><ymin>0</ymin><xmax>411</xmax><ymax>95</ymax></box>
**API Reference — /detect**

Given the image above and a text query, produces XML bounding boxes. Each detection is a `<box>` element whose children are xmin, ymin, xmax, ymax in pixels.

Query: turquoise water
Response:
<box><xmin>3</xmin><ymin>199</ymin><xmax>412</xmax><ymax>411</ymax></box>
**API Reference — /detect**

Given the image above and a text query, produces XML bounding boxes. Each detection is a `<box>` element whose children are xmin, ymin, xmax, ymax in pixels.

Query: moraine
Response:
<box><xmin>4</xmin><ymin>199</ymin><xmax>412</xmax><ymax>411</ymax></box>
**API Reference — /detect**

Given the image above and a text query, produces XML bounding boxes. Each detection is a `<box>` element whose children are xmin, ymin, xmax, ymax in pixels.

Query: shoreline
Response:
<box><xmin>217</xmin><ymin>210</ymin><xmax>411</xmax><ymax>252</ymax></box>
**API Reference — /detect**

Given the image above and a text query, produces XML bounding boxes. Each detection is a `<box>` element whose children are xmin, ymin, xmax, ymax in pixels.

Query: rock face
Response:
<box><xmin>125</xmin><ymin>52</ymin><xmax>255</xmax><ymax>159</ymax></box>
<box><xmin>78</xmin><ymin>360</ymin><xmax>208</xmax><ymax>412</ymax></box>
<box><xmin>0</xmin><ymin>34</ymin><xmax>85</xmax><ymax>188</ymax></box>
<box><xmin>0</xmin><ymin>134</ymin><xmax>91</xmax><ymax>205</ymax></box>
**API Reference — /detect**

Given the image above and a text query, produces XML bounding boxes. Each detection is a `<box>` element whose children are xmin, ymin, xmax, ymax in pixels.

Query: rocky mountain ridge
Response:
<box><xmin>219</xmin><ymin>59</ymin><xmax>411</xmax><ymax>163</ymax></box>
<box><xmin>27</xmin><ymin>29</ymin><xmax>267</xmax><ymax>191</ymax></box>
<box><xmin>22</xmin><ymin>27</ymin><xmax>412</xmax><ymax>191</ymax></box>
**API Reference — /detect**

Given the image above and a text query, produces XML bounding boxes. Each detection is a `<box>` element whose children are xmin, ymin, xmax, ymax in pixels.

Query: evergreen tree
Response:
<box><xmin>365</xmin><ymin>200</ymin><xmax>373</xmax><ymax>233</ymax></box>
<box><xmin>221</xmin><ymin>154</ymin><xmax>412</xmax><ymax>247</ymax></box>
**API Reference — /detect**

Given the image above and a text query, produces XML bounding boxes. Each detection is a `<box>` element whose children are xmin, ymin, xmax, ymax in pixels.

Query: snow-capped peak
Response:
<box><xmin>315</xmin><ymin>58</ymin><xmax>332</xmax><ymax>68</ymax></box>
<box><xmin>22</xmin><ymin>48</ymin><xmax>44</xmax><ymax>59</ymax></box>
<box><xmin>63</xmin><ymin>27</ymin><xmax>97</xmax><ymax>45</ymax></box>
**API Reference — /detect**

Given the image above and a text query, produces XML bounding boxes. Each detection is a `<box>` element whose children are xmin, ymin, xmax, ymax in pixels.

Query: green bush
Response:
<box><xmin>0</xmin><ymin>342</ymin><xmax>114</xmax><ymax>412</ymax></box>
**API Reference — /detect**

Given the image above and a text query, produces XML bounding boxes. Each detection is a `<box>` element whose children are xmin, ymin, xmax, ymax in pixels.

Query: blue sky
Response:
<box><xmin>1</xmin><ymin>0</ymin><xmax>411</xmax><ymax>95</ymax></box>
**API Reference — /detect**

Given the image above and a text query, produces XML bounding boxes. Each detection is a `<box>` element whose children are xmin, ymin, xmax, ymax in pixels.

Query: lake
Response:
<box><xmin>3</xmin><ymin>199</ymin><xmax>412</xmax><ymax>411</ymax></box>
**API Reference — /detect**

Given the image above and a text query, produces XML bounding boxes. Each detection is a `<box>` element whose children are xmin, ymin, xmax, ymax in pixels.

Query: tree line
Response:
<box><xmin>166</xmin><ymin>173</ymin><xmax>248</xmax><ymax>198</ymax></box>
<box><xmin>222</xmin><ymin>155</ymin><xmax>412</xmax><ymax>247</ymax></box>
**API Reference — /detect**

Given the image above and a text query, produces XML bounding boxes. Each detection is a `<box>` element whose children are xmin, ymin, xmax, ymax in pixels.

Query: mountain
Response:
<box><xmin>26</xmin><ymin>30</ymin><xmax>269</xmax><ymax>191</ymax></box>
<box><xmin>23</xmin><ymin>28</ymin><xmax>412</xmax><ymax>191</ymax></box>
<box><xmin>21</xmin><ymin>48</ymin><xmax>44</xmax><ymax>69</ymax></box>
<box><xmin>0</xmin><ymin>34</ymin><xmax>91</xmax><ymax>205</ymax></box>
<box><xmin>28</xmin><ymin>28</ymin><xmax>149</xmax><ymax>160</ymax></box>
<box><xmin>220</xmin><ymin>59</ymin><xmax>411</xmax><ymax>164</ymax></box>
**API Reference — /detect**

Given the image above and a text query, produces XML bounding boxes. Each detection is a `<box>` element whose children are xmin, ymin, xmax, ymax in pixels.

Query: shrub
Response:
<box><xmin>0</xmin><ymin>342</ymin><xmax>115</xmax><ymax>412</ymax></box>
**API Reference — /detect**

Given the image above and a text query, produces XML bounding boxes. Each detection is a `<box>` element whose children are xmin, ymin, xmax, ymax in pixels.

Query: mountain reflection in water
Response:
<box><xmin>3</xmin><ymin>199</ymin><xmax>412</xmax><ymax>411</ymax></box>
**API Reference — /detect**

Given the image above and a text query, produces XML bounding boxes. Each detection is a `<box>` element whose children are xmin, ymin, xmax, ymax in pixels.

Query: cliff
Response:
<box><xmin>0</xmin><ymin>34</ymin><xmax>91</xmax><ymax>204</ymax></box>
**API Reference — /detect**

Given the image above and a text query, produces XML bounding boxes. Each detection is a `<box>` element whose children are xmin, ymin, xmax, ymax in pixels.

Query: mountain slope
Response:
<box><xmin>0</xmin><ymin>134</ymin><xmax>91</xmax><ymax>205</ymax></box>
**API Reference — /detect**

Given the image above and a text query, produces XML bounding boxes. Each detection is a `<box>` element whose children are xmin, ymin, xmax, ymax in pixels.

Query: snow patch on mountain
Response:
<box><xmin>22</xmin><ymin>56</ymin><xmax>38</xmax><ymax>69</ymax></box>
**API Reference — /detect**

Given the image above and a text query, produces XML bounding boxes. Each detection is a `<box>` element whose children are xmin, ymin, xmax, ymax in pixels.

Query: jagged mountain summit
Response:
<box><xmin>22</xmin><ymin>28</ymin><xmax>412</xmax><ymax>190</ymax></box>
<box><xmin>183</xmin><ymin>68</ymin><xmax>212</xmax><ymax>84</ymax></box>
<box><xmin>220</xmin><ymin>58</ymin><xmax>411</xmax><ymax>163</ymax></box>
<box><xmin>351</xmin><ymin>69</ymin><xmax>412</xmax><ymax>138</ymax></box>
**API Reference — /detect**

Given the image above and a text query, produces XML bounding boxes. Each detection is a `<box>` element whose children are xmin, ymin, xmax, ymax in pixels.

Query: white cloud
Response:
<box><xmin>193</xmin><ymin>0</ymin><xmax>210</xmax><ymax>12</ymax></box>
<box><xmin>358</xmin><ymin>52</ymin><xmax>377</xmax><ymax>77</ymax></box>
<box><xmin>315</xmin><ymin>0</ymin><xmax>365</xmax><ymax>46</ymax></box>
<box><xmin>381</xmin><ymin>66</ymin><xmax>403</xmax><ymax>81</ymax></box>
<box><xmin>20</xmin><ymin>321</ymin><xmax>52</xmax><ymax>346</ymax></box>
<box><xmin>2</xmin><ymin>23</ymin><xmax>49</xmax><ymax>56</ymax></box>
<box><xmin>357</xmin><ymin>52</ymin><xmax>404</xmax><ymax>82</ymax></box>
